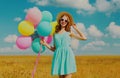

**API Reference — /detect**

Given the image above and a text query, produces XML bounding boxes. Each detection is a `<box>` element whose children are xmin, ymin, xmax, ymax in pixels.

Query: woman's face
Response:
<box><xmin>60</xmin><ymin>15</ymin><xmax>69</xmax><ymax>27</ymax></box>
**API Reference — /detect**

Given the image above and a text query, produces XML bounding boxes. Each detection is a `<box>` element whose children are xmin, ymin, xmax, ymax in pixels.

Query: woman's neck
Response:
<box><xmin>61</xmin><ymin>27</ymin><xmax>65</xmax><ymax>31</ymax></box>
<box><xmin>61</xmin><ymin>25</ymin><xmax>65</xmax><ymax>29</ymax></box>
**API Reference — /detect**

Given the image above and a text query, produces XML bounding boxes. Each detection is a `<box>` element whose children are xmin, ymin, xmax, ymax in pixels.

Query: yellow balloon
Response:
<box><xmin>18</xmin><ymin>21</ymin><xmax>34</xmax><ymax>36</ymax></box>
<box><xmin>50</xmin><ymin>21</ymin><xmax>57</xmax><ymax>35</ymax></box>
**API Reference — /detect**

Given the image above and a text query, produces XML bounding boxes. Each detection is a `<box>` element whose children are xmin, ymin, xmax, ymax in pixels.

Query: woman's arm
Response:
<box><xmin>40</xmin><ymin>40</ymin><xmax>56</xmax><ymax>52</ymax></box>
<box><xmin>70</xmin><ymin>24</ymin><xmax>87</xmax><ymax>40</ymax></box>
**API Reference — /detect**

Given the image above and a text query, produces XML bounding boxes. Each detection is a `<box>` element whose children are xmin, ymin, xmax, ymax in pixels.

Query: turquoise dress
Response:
<box><xmin>51</xmin><ymin>31</ymin><xmax>77</xmax><ymax>75</ymax></box>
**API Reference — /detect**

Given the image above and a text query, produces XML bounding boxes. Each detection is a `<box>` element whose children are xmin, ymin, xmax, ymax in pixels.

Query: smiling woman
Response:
<box><xmin>0</xmin><ymin>1</ymin><xmax>120</xmax><ymax>78</ymax></box>
<box><xmin>40</xmin><ymin>12</ymin><xmax>87</xmax><ymax>78</ymax></box>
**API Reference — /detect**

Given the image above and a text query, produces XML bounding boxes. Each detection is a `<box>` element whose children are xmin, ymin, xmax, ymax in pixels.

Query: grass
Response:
<box><xmin>0</xmin><ymin>55</ymin><xmax>120</xmax><ymax>78</ymax></box>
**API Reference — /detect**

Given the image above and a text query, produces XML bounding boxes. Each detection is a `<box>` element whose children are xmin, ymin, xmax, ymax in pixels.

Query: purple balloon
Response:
<box><xmin>16</xmin><ymin>36</ymin><xmax>32</xmax><ymax>49</ymax></box>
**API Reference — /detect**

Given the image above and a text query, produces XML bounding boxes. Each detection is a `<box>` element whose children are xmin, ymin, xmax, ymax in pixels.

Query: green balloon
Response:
<box><xmin>41</xmin><ymin>11</ymin><xmax>53</xmax><ymax>22</ymax></box>
<box><xmin>32</xmin><ymin>38</ymin><xmax>41</xmax><ymax>53</ymax></box>
<box><xmin>37</xmin><ymin>21</ymin><xmax>52</xmax><ymax>36</ymax></box>
<box><xmin>32</xmin><ymin>38</ymin><xmax>46</xmax><ymax>54</ymax></box>
<box><xmin>41</xmin><ymin>45</ymin><xmax>46</xmax><ymax>53</ymax></box>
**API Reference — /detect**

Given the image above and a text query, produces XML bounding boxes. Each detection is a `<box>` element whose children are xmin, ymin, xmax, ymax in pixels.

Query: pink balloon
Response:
<box><xmin>16</xmin><ymin>36</ymin><xmax>32</xmax><ymax>49</ymax></box>
<box><xmin>45</xmin><ymin>35</ymin><xmax>52</xmax><ymax>44</ymax></box>
<box><xmin>40</xmin><ymin>35</ymin><xmax>52</xmax><ymax>44</ymax></box>
<box><xmin>40</xmin><ymin>36</ymin><xmax>44</xmax><ymax>40</ymax></box>
<box><xmin>25</xmin><ymin>7</ymin><xmax>42</xmax><ymax>28</ymax></box>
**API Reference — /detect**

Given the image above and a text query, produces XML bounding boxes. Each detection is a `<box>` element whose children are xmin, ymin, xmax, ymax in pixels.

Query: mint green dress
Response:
<box><xmin>51</xmin><ymin>31</ymin><xmax>77</xmax><ymax>75</ymax></box>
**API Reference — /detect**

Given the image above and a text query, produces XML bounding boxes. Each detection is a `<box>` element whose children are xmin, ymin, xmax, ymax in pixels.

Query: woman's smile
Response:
<box><xmin>60</xmin><ymin>16</ymin><xmax>68</xmax><ymax>27</ymax></box>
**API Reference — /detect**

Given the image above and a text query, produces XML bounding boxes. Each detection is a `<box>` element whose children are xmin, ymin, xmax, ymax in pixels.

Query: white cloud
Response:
<box><xmin>87</xmin><ymin>25</ymin><xmax>104</xmax><ymax>39</ymax></box>
<box><xmin>55</xmin><ymin>0</ymin><xmax>96</xmax><ymax>15</ymax></box>
<box><xmin>4</xmin><ymin>34</ymin><xmax>17</xmax><ymax>43</ymax></box>
<box><xmin>95</xmin><ymin>0</ymin><xmax>120</xmax><ymax>15</ymax></box>
<box><xmin>24</xmin><ymin>8</ymin><xmax>29</xmax><ymax>13</ymax></box>
<box><xmin>106</xmin><ymin>22</ymin><xmax>120</xmax><ymax>38</ymax></box>
<box><xmin>0</xmin><ymin>47</ymin><xmax>12</xmax><ymax>52</ymax></box>
<box><xmin>14</xmin><ymin>17</ymin><xmax>22</xmax><ymax>22</ymax></box>
<box><xmin>95</xmin><ymin>0</ymin><xmax>111</xmax><ymax>12</ymax></box>
<box><xmin>27</xmin><ymin>0</ymin><xmax>120</xmax><ymax>15</ymax></box>
<box><xmin>76</xmin><ymin>10</ymin><xmax>84</xmax><ymax>15</ymax></box>
<box><xmin>28</xmin><ymin>0</ymin><xmax>95</xmax><ymax>14</ymax></box>
<box><xmin>113</xmin><ymin>43</ymin><xmax>120</xmax><ymax>47</ymax></box>
<box><xmin>76</xmin><ymin>23</ymin><xmax>87</xmax><ymax>32</ymax></box>
<box><xmin>112</xmin><ymin>0</ymin><xmax>120</xmax><ymax>10</ymax></box>
<box><xmin>55</xmin><ymin>0</ymin><xmax>95</xmax><ymax>10</ymax></box>
<box><xmin>28</xmin><ymin>0</ymin><xmax>95</xmax><ymax>10</ymax></box>
<box><xmin>71</xmin><ymin>23</ymin><xmax>87</xmax><ymax>36</ymax></box>
<box><xmin>72</xmin><ymin>23</ymin><xmax>105</xmax><ymax>40</ymax></box>
<box><xmin>82</xmin><ymin>45</ymin><xmax>102</xmax><ymax>51</ymax></box>
<box><xmin>71</xmin><ymin>39</ymin><xmax>79</xmax><ymax>50</ymax></box>
<box><xmin>0</xmin><ymin>45</ymin><xmax>18</xmax><ymax>52</ymax></box>
<box><xmin>81</xmin><ymin>40</ymin><xmax>108</xmax><ymax>51</ymax></box>
<box><xmin>36</xmin><ymin>0</ymin><xmax>48</xmax><ymax>6</ymax></box>
<box><xmin>70</xmin><ymin>22</ymin><xmax>87</xmax><ymax>50</ymax></box>
<box><xmin>0</xmin><ymin>45</ymin><xmax>31</xmax><ymax>53</ymax></box>
<box><xmin>72</xmin><ymin>23</ymin><xmax>104</xmax><ymax>40</ymax></box>
<box><xmin>28</xmin><ymin>0</ymin><xmax>48</xmax><ymax>6</ymax></box>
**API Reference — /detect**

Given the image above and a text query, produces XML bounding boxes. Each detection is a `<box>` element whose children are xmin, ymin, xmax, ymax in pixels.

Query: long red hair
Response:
<box><xmin>55</xmin><ymin>12</ymin><xmax>74</xmax><ymax>33</ymax></box>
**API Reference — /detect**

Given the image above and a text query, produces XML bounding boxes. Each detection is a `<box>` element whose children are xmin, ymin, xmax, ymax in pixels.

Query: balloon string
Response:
<box><xmin>32</xmin><ymin>48</ymin><xmax>41</xmax><ymax>78</ymax></box>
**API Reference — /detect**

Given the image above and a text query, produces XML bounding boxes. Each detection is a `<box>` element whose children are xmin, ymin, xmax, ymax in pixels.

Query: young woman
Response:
<box><xmin>40</xmin><ymin>12</ymin><xmax>87</xmax><ymax>78</ymax></box>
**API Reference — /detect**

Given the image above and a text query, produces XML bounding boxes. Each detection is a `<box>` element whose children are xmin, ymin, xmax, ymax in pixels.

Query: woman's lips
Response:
<box><xmin>61</xmin><ymin>22</ymin><xmax>66</xmax><ymax>25</ymax></box>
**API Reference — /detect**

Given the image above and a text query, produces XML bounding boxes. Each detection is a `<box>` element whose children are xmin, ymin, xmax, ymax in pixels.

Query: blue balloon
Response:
<box><xmin>32</xmin><ymin>38</ymin><xmax>40</xmax><ymax>53</ymax></box>
<box><xmin>41</xmin><ymin>11</ymin><xmax>53</xmax><ymax>22</ymax></box>
<box><xmin>32</xmin><ymin>38</ymin><xmax>46</xmax><ymax>53</ymax></box>
<box><xmin>37</xmin><ymin>21</ymin><xmax>52</xmax><ymax>36</ymax></box>
<box><xmin>41</xmin><ymin>45</ymin><xmax>46</xmax><ymax>53</ymax></box>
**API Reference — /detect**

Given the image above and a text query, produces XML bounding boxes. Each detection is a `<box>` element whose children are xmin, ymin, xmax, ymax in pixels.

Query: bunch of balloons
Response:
<box><xmin>16</xmin><ymin>7</ymin><xmax>57</xmax><ymax>54</ymax></box>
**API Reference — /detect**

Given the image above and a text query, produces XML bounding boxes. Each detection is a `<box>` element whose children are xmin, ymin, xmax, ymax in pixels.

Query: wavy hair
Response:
<box><xmin>55</xmin><ymin>12</ymin><xmax>74</xmax><ymax>33</ymax></box>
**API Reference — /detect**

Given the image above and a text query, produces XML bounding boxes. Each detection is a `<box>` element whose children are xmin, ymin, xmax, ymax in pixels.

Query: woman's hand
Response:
<box><xmin>40</xmin><ymin>39</ymin><xmax>55</xmax><ymax>52</ymax></box>
<box><xmin>70</xmin><ymin>23</ymin><xmax>87</xmax><ymax>40</ymax></box>
<box><xmin>71</xmin><ymin>24</ymin><xmax>77</xmax><ymax>29</ymax></box>
<box><xmin>40</xmin><ymin>39</ymin><xmax>47</xmax><ymax>46</ymax></box>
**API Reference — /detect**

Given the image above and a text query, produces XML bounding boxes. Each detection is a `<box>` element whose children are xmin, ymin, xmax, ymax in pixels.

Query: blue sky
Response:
<box><xmin>0</xmin><ymin>0</ymin><xmax>120</xmax><ymax>55</ymax></box>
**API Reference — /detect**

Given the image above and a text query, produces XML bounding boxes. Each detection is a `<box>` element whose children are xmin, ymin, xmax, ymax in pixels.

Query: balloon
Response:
<box><xmin>32</xmin><ymin>38</ymin><xmax>41</xmax><ymax>53</ymax></box>
<box><xmin>44</xmin><ymin>35</ymin><xmax>52</xmax><ymax>44</ymax></box>
<box><xmin>41</xmin><ymin>11</ymin><xmax>53</xmax><ymax>22</ymax></box>
<box><xmin>41</xmin><ymin>45</ymin><xmax>46</xmax><ymax>53</ymax></box>
<box><xmin>16</xmin><ymin>36</ymin><xmax>32</xmax><ymax>49</ymax></box>
<box><xmin>18</xmin><ymin>21</ymin><xmax>34</xmax><ymax>36</ymax></box>
<box><xmin>37</xmin><ymin>21</ymin><xmax>52</xmax><ymax>36</ymax></box>
<box><xmin>25</xmin><ymin>7</ymin><xmax>42</xmax><ymax>28</ymax></box>
<box><xmin>40</xmin><ymin>35</ymin><xmax>52</xmax><ymax>44</ymax></box>
<box><xmin>31</xmin><ymin>31</ymin><xmax>39</xmax><ymax>41</ymax></box>
<box><xmin>32</xmin><ymin>38</ymin><xmax>46</xmax><ymax>53</ymax></box>
<box><xmin>39</xmin><ymin>36</ymin><xmax>44</xmax><ymax>40</ymax></box>
<box><xmin>50</xmin><ymin>21</ymin><xmax>57</xmax><ymax>35</ymax></box>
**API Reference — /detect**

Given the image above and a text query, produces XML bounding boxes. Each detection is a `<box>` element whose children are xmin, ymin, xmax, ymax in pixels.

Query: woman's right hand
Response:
<box><xmin>40</xmin><ymin>39</ymin><xmax>47</xmax><ymax>46</ymax></box>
